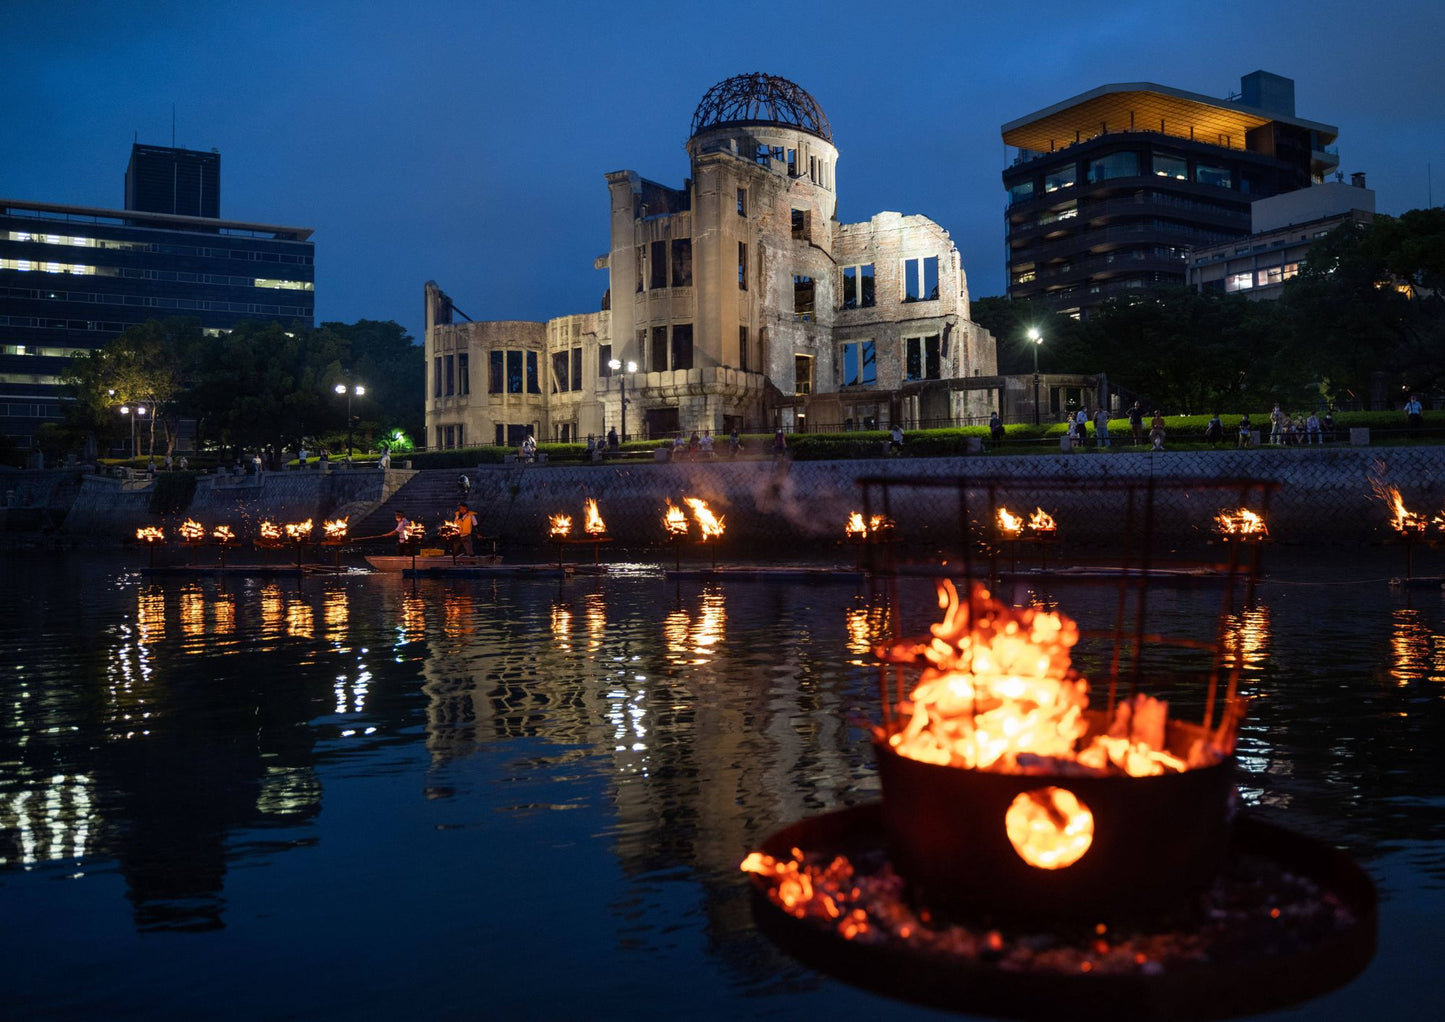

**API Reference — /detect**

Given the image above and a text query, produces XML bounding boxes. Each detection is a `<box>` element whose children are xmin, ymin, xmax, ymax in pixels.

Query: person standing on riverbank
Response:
<box><xmin>1405</xmin><ymin>394</ymin><xmax>1423</xmax><ymax>437</ymax></box>
<box><xmin>1093</xmin><ymin>407</ymin><xmax>1110</xmax><ymax>449</ymax></box>
<box><xmin>1128</xmin><ymin>402</ymin><xmax>1144</xmax><ymax>446</ymax></box>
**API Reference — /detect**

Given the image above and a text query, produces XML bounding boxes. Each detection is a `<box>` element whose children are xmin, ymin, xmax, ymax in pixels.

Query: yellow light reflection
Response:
<box><xmin>443</xmin><ymin>591</ymin><xmax>474</xmax><ymax>639</ymax></box>
<box><xmin>1222</xmin><ymin>605</ymin><xmax>1271</xmax><ymax>674</ymax></box>
<box><xmin>285</xmin><ymin>596</ymin><xmax>314</xmax><ymax>639</ymax></box>
<box><xmin>179</xmin><ymin>584</ymin><xmax>206</xmax><ymax>638</ymax></box>
<box><xmin>401</xmin><ymin>590</ymin><xmax>426</xmax><ymax>642</ymax></box>
<box><xmin>1390</xmin><ymin>607</ymin><xmax>1445</xmax><ymax>687</ymax></box>
<box><xmin>260</xmin><ymin>583</ymin><xmax>284</xmax><ymax>635</ymax></box>
<box><xmin>663</xmin><ymin>591</ymin><xmax>727</xmax><ymax>664</ymax></box>
<box><xmin>0</xmin><ymin>772</ymin><xmax>95</xmax><ymax>866</ymax></box>
<box><xmin>585</xmin><ymin>592</ymin><xmax>607</xmax><ymax>649</ymax></box>
<box><xmin>137</xmin><ymin>587</ymin><xmax>166</xmax><ymax>644</ymax></box>
<box><xmin>551</xmin><ymin>603</ymin><xmax>574</xmax><ymax>648</ymax></box>
<box><xmin>324</xmin><ymin>588</ymin><xmax>349</xmax><ymax>644</ymax></box>
<box><xmin>845</xmin><ymin>601</ymin><xmax>891</xmax><ymax>667</ymax></box>
<box><xmin>212</xmin><ymin>591</ymin><xmax>235</xmax><ymax>635</ymax></box>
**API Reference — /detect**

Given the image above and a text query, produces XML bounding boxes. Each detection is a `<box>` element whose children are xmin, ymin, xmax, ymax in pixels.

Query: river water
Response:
<box><xmin>1</xmin><ymin>547</ymin><xmax>1441</xmax><ymax>1020</ymax></box>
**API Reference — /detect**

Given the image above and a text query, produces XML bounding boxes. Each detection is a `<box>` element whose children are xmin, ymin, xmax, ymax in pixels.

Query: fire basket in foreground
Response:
<box><xmin>873</xmin><ymin>579</ymin><xmax>1239</xmax><ymax>920</ymax></box>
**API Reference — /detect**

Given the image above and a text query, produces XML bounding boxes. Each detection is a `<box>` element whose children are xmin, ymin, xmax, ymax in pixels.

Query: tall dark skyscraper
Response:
<box><xmin>124</xmin><ymin>143</ymin><xmax>221</xmax><ymax>218</ymax></box>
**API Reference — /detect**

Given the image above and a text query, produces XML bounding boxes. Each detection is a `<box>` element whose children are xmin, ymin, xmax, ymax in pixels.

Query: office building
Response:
<box><xmin>1001</xmin><ymin>71</ymin><xmax>1339</xmax><ymax>316</ymax></box>
<box><xmin>125</xmin><ymin>143</ymin><xmax>221</xmax><ymax>218</ymax></box>
<box><xmin>1</xmin><ymin>146</ymin><xmax>314</xmax><ymax>451</ymax></box>
<box><xmin>1188</xmin><ymin>176</ymin><xmax>1376</xmax><ymax>299</ymax></box>
<box><xmin>426</xmin><ymin>72</ymin><xmax>997</xmax><ymax>449</ymax></box>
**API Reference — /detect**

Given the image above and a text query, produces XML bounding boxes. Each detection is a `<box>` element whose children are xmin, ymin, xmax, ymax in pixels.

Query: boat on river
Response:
<box><xmin>364</xmin><ymin>553</ymin><xmax>502</xmax><ymax>572</ymax></box>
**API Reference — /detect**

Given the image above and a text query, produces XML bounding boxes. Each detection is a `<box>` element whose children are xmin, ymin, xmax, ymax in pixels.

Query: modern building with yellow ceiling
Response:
<box><xmin>1000</xmin><ymin>70</ymin><xmax>1339</xmax><ymax>317</ymax></box>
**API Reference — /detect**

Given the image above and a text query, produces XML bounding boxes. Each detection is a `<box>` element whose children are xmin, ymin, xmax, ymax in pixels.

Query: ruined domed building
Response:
<box><xmin>424</xmin><ymin>72</ymin><xmax>997</xmax><ymax>450</ymax></box>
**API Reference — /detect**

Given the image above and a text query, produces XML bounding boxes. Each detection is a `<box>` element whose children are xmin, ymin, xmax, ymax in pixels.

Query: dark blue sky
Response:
<box><xmin>4</xmin><ymin>0</ymin><xmax>1441</xmax><ymax>343</ymax></box>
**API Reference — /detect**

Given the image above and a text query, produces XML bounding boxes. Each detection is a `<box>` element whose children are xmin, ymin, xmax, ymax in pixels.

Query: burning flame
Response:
<box><xmin>1214</xmin><ymin>508</ymin><xmax>1268</xmax><ymax>536</ymax></box>
<box><xmin>438</xmin><ymin>520</ymin><xmax>459</xmax><ymax>539</ymax></box>
<box><xmin>845</xmin><ymin>512</ymin><xmax>894</xmax><ymax>538</ymax></box>
<box><xmin>405</xmin><ymin>521</ymin><xmax>426</xmax><ymax>542</ymax></box>
<box><xmin>880</xmin><ymin>581</ymin><xmax>1217</xmax><ymax>778</ymax></box>
<box><xmin>1027</xmin><ymin>507</ymin><xmax>1056</xmax><ymax>533</ymax></box>
<box><xmin>663</xmin><ymin>501</ymin><xmax>689</xmax><ymax>536</ymax></box>
<box><xmin>996</xmin><ymin>506</ymin><xmax>1024</xmax><ymax>537</ymax></box>
<box><xmin>323</xmin><ymin>516</ymin><xmax>349</xmax><ymax>540</ymax></box>
<box><xmin>584</xmin><ymin>498</ymin><xmax>607</xmax><ymax>535</ymax></box>
<box><xmin>179</xmin><ymin>518</ymin><xmax>205</xmax><ymax>542</ymax></box>
<box><xmin>1370</xmin><ymin>479</ymin><xmax>1428</xmax><ymax>535</ymax></box>
<box><xmin>284</xmin><ymin>519</ymin><xmax>313</xmax><ymax>541</ymax></box>
<box><xmin>136</xmin><ymin>526</ymin><xmax>165</xmax><ymax>543</ymax></box>
<box><xmin>684</xmin><ymin>497</ymin><xmax>725</xmax><ymax>540</ymax></box>
<box><xmin>549</xmin><ymin>513</ymin><xmax>573</xmax><ymax>538</ymax></box>
<box><xmin>213</xmin><ymin>524</ymin><xmax>235</xmax><ymax>543</ymax></box>
<box><xmin>259</xmin><ymin>520</ymin><xmax>281</xmax><ymax>541</ymax></box>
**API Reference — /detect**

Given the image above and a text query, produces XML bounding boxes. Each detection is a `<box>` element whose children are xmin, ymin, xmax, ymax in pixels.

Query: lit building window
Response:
<box><xmin>1225</xmin><ymin>272</ymin><xmax>1254</xmax><ymax>292</ymax></box>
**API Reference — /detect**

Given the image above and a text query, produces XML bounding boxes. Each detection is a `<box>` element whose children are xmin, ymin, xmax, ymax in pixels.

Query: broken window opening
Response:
<box><xmin>599</xmin><ymin>344</ymin><xmax>612</xmax><ymax>378</ymax></box>
<box><xmin>489</xmin><ymin>351</ymin><xmax>503</xmax><ymax>393</ymax></box>
<box><xmin>737</xmin><ymin>188</ymin><xmax>747</xmax><ymax>216</ymax></box>
<box><xmin>905</xmin><ymin>334</ymin><xmax>942</xmax><ymax>381</ymax></box>
<box><xmin>650</xmin><ymin>325</ymin><xmax>668</xmax><ymax>373</ymax></box>
<box><xmin>507</xmin><ymin>350</ymin><xmax>524</xmax><ymax>394</ymax></box>
<box><xmin>458</xmin><ymin>352</ymin><xmax>469</xmax><ymax>396</ymax></box>
<box><xmin>738</xmin><ymin>241</ymin><xmax>747</xmax><ymax>291</ymax></box>
<box><xmin>841</xmin><ymin>264</ymin><xmax>876</xmax><ymax>309</ymax></box>
<box><xmin>571</xmin><ymin>347</ymin><xmax>583</xmax><ymax>392</ymax></box>
<box><xmin>552</xmin><ymin>351</ymin><xmax>569</xmax><ymax>394</ymax></box>
<box><xmin>671</xmin><ymin>238</ymin><xmax>692</xmax><ymax>288</ymax></box>
<box><xmin>739</xmin><ymin>326</ymin><xmax>749</xmax><ymax>372</ymax></box>
<box><xmin>903</xmin><ymin>256</ymin><xmax>940</xmax><ymax>303</ymax></box>
<box><xmin>433</xmin><ymin>356</ymin><xmax>443</xmax><ymax>398</ymax></box>
<box><xmin>671</xmin><ymin>324</ymin><xmax>694</xmax><ymax>372</ymax></box>
<box><xmin>445</xmin><ymin>354</ymin><xmax>455</xmax><ymax>396</ymax></box>
<box><xmin>787</xmin><ymin>149</ymin><xmax>797</xmax><ymax>176</ymax></box>
<box><xmin>649</xmin><ymin>240</ymin><xmax>667</xmax><ymax>290</ymax></box>
<box><xmin>526</xmin><ymin>351</ymin><xmax>540</xmax><ymax>394</ymax></box>
<box><xmin>793</xmin><ymin>274</ymin><xmax>815</xmax><ymax>321</ymax></box>
<box><xmin>795</xmin><ymin>354</ymin><xmax>814</xmax><ymax>396</ymax></box>
<box><xmin>841</xmin><ymin>339</ymin><xmax>876</xmax><ymax>387</ymax></box>
<box><xmin>635</xmin><ymin>245</ymin><xmax>645</xmax><ymax>293</ymax></box>
<box><xmin>791</xmin><ymin>208</ymin><xmax>809</xmax><ymax>241</ymax></box>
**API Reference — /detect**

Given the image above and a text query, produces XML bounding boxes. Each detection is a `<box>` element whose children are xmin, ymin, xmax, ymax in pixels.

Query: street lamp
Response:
<box><xmin>334</xmin><ymin>379</ymin><xmax>365</xmax><ymax>463</ymax></box>
<box><xmin>1027</xmin><ymin>328</ymin><xmax>1043</xmax><ymax>425</ymax></box>
<box><xmin>607</xmin><ymin>359</ymin><xmax>637</xmax><ymax>442</ymax></box>
<box><xmin>120</xmin><ymin>404</ymin><xmax>146</xmax><ymax>460</ymax></box>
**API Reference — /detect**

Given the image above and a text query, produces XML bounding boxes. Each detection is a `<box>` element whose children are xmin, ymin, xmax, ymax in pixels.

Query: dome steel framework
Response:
<box><xmin>690</xmin><ymin>72</ymin><xmax>832</xmax><ymax>143</ymax></box>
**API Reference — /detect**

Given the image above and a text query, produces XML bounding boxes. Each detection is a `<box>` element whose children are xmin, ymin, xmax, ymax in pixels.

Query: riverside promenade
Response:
<box><xmin>8</xmin><ymin>444</ymin><xmax>1442</xmax><ymax>551</ymax></box>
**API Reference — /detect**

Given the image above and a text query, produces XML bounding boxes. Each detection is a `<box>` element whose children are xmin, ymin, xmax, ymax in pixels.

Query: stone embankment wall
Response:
<box><xmin>17</xmin><ymin>446</ymin><xmax>1445</xmax><ymax>550</ymax></box>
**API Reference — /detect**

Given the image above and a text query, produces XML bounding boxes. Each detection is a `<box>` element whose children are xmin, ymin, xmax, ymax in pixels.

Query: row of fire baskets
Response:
<box><xmin>135</xmin><ymin>516</ymin><xmax>351</xmax><ymax>567</ymax></box>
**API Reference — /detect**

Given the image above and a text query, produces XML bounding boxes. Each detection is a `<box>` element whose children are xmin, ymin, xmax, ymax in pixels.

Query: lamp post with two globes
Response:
<box><xmin>1027</xmin><ymin>328</ymin><xmax>1044</xmax><ymax>425</ymax></box>
<box><xmin>334</xmin><ymin>379</ymin><xmax>365</xmax><ymax>463</ymax></box>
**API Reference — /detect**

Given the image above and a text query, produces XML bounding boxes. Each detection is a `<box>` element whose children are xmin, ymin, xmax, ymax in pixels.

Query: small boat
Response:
<box><xmin>365</xmin><ymin>553</ymin><xmax>502</xmax><ymax>572</ymax></box>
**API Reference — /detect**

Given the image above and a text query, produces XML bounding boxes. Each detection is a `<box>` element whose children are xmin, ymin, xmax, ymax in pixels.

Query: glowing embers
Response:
<box><xmin>1004</xmin><ymin>787</ymin><xmax>1094</xmax><ymax>869</ymax></box>
<box><xmin>212</xmin><ymin>524</ymin><xmax>236</xmax><ymax>543</ymax></box>
<box><xmin>284</xmin><ymin>519</ymin><xmax>314</xmax><ymax>542</ymax></box>
<box><xmin>258</xmin><ymin>520</ymin><xmax>283</xmax><ymax>543</ymax></box>
<box><xmin>323</xmin><ymin>517</ymin><xmax>349</xmax><ymax>541</ymax></box>
<box><xmin>879</xmin><ymin>580</ymin><xmax>1227</xmax><ymax>778</ymax></box>
<box><xmin>1214</xmin><ymin>507</ymin><xmax>1268</xmax><ymax>539</ymax></box>
<box><xmin>178</xmin><ymin>518</ymin><xmax>205</xmax><ymax>543</ymax></box>
<box><xmin>136</xmin><ymin>526</ymin><xmax>165</xmax><ymax>543</ymax></box>
<box><xmin>549</xmin><ymin>513</ymin><xmax>573</xmax><ymax>538</ymax></box>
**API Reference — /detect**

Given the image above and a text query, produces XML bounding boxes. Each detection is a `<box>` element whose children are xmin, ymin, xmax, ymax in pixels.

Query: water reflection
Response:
<box><xmin>1</xmin><ymin>552</ymin><xmax>1443</xmax><ymax>1018</ymax></box>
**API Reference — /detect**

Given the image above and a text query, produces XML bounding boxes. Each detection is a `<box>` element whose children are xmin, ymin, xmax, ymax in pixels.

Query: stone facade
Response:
<box><xmin>425</xmin><ymin>73</ymin><xmax>998</xmax><ymax>451</ymax></box>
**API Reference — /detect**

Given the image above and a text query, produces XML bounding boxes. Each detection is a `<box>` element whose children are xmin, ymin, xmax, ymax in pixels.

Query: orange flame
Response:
<box><xmin>685</xmin><ymin>497</ymin><xmax>725</xmax><ymax>539</ymax></box>
<box><xmin>212</xmin><ymin>524</ymin><xmax>235</xmax><ymax>543</ymax></box>
<box><xmin>1027</xmin><ymin>507</ymin><xmax>1056</xmax><ymax>533</ymax></box>
<box><xmin>179</xmin><ymin>518</ymin><xmax>205</xmax><ymax>542</ymax></box>
<box><xmin>1370</xmin><ymin>479</ymin><xmax>1427</xmax><ymax>535</ymax></box>
<box><xmin>996</xmin><ymin>506</ymin><xmax>1024</xmax><ymax>537</ymax></box>
<box><xmin>259</xmin><ymin>520</ymin><xmax>281</xmax><ymax>540</ymax></box>
<box><xmin>549</xmin><ymin>513</ymin><xmax>573</xmax><ymax>538</ymax></box>
<box><xmin>405</xmin><ymin>521</ymin><xmax>426</xmax><ymax>542</ymax></box>
<box><xmin>323</xmin><ymin>516</ymin><xmax>349</xmax><ymax>540</ymax></box>
<box><xmin>284</xmin><ymin>519</ymin><xmax>313</xmax><ymax>541</ymax></box>
<box><xmin>1214</xmin><ymin>508</ymin><xmax>1268</xmax><ymax>536</ymax></box>
<box><xmin>663</xmin><ymin>501</ymin><xmax>689</xmax><ymax>536</ymax></box>
<box><xmin>437</xmin><ymin>520</ymin><xmax>459</xmax><ymax>539</ymax></box>
<box><xmin>1005</xmin><ymin>787</ymin><xmax>1095</xmax><ymax>869</ymax></box>
<box><xmin>881</xmin><ymin>581</ymin><xmax>1214</xmax><ymax>777</ymax></box>
<box><xmin>584</xmin><ymin>498</ymin><xmax>607</xmax><ymax>535</ymax></box>
<box><xmin>845</xmin><ymin>512</ymin><xmax>894</xmax><ymax>538</ymax></box>
<box><xmin>136</xmin><ymin>525</ymin><xmax>165</xmax><ymax>543</ymax></box>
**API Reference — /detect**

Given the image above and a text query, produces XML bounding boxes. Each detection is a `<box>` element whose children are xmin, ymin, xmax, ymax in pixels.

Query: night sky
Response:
<box><xmin>4</xmin><ymin>0</ymin><xmax>1442</xmax><ymax>343</ymax></box>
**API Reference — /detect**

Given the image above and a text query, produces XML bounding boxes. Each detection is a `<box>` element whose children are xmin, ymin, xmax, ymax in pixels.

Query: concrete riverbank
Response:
<box><xmin>4</xmin><ymin>444</ymin><xmax>1441</xmax><ymax>551</ymax></box>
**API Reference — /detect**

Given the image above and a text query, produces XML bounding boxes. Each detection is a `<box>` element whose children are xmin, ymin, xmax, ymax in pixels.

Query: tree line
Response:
<box><xmin>975</xmin><ymin>207</ymin><xmax>1445</xmax><ymax>415</ymax></box>
<box><xmin>54</xmin><ymin>318</ymin><xmax>423</xmax><ymax>464</ymax></box>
